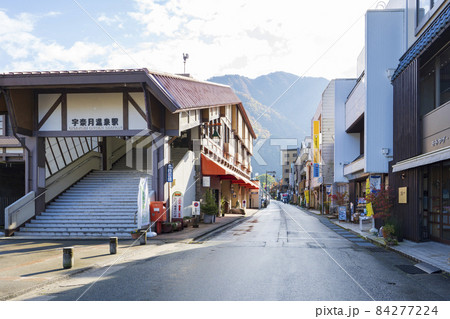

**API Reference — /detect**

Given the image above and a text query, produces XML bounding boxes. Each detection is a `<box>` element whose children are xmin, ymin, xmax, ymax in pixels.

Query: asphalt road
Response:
<box><xmin>15</xmin><ymin>202</ymin><xmax>450</xmax><ymax>301</ymax></box>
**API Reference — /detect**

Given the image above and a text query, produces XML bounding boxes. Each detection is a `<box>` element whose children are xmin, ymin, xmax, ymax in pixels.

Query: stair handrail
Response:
<box><xmin>4</xmin><ymin>150</ymin><xmax>101</xmax><ymax>236</ymax></box>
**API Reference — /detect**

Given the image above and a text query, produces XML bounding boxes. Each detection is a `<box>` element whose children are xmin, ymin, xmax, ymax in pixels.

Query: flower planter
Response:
<box><xmin>131</xmin><ymin>232</ymin><xmax>140</xmax><ymax>239</ymax></box>
<box><xmin>203</xmin><ymin>214</ymin><xmax>215</xmax><ymax>224</ymax></box>
<box><xmin>162</xmin><ymin>223</ymin><xmax>173</xmax><ymax>233</ymax></box>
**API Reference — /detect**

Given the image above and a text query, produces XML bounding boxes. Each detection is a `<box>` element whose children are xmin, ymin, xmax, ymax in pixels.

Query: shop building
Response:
<box><xmin>0</xmin><ymin>68</ymin><xmax>257</xmax><ymax>237</ymax></box>
<box><xmin>294</xmin><ymin>136</ymin><xmax>312</xmax><ymax>207</ymax></box>
<box><xmin>281</xmin><ymin>148</ymin><xmax>298</xmax><ymax>195</ymax></box>
<box><xmin>391</xmin><ymin>1</ymin><xmax>450</xmax><ymax>244</ymax></box>
<box><xmin>343</xmin><ymin>7</ymin><xmax>405</xmax><ymax>213</ymax></box>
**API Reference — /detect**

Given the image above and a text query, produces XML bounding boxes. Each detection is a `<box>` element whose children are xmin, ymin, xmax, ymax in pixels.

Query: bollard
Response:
<box><xmin>63</xmin><ymin>247</ymin><xmax>74</xmax><ymax>269</ymax></box>
<box><xmin>139</xmin><ymin>230</ymin><xmax>147</xmax><ymax>245</ymax></box>
<box><xmin>110</xmin><ymin>237</ymin><xmax>118</xmax><ymax>254</ymax></box>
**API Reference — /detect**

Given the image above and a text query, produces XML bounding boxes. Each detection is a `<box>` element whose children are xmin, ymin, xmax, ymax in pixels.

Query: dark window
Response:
<box><xmin>285</xmin><ymin>169</ymin><xmax>289</xmax><ymax>173</ymax></box>
<box><xmin>0</xmin><ymin>115</ymin><xmax>5</xmax><ymax>136</ymax></box>
<box><xmin>419</xmin><ymin>44</ymin><xmax>450</xmax><ymax>116</ymax></box>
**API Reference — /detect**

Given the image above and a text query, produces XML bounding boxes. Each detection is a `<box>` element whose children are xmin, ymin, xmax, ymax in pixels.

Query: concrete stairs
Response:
<box><xmin>14</xmin><ymin>163</ymin><xmax>152</xmax><ymax>238</ymax></box>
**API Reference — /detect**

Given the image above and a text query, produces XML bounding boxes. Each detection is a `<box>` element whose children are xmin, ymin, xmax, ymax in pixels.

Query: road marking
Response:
<box><xmin>277</xmin><ymin>203</ymin><xmax>376</xmax><ymax>301</ymax></box>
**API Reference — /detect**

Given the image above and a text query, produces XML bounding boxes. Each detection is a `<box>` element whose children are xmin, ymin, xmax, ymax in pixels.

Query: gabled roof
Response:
<box><xmin>392</xmin><ymin>3</ymin><xmax>450</xmax><ymax>81</ymax></box>
<box><xmin>0</xmin><ymin>68</ymin><xmax>256</xmax><ymax>137</ymax></box>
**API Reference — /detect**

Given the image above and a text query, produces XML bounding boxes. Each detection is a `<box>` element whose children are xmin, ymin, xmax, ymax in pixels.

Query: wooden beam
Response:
<box><xmin>128</xmin><ymin>93</ymin><xmax>147</xmax><ymax>121</ymax></box>
<box><xmin>142</xmin><ymin>83</ymin><xmax>153</xmax><ymax>130</ymax></box>
<box><xmin>37</xmin><ymin>94</ymin><xmax>62</xmax><ymax>130</ymax></box>
<box><xmin>123</xmin><ymin>92</ymin><xmax>129</xmax><ymax>130</ymax></box>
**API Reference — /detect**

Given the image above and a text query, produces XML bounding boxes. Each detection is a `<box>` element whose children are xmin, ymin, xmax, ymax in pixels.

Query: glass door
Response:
<box><xmin>429</xmin><ymin>164</ymin><xmax>441</xmax><ymax>240</ymax></box>
<box><xmin>442</xmin><ymin>161</ymin><xmax>450</xmax><ymax>242</ymax></box>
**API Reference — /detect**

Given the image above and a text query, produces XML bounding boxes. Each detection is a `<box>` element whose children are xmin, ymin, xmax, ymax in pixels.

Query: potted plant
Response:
<box><xmin>202</xmin><ymin>189</ymin><xmax>218</xmax><ymax>224</ymax></box>
<box><xmin>130</xmin><ymin>229</ymin><xmax>140</xmax><ymax>239</ymax></box>
<box><xmin>183</xmin><ymin>216</ymin><xmax>192</xmax><ymax>227</ymax></box>
<box><xmin>162</xmin><ymin>222</ymin><xmax>173</xmax><ymax>233</ymax></box>
<box><xmin>220</xmin><ymin>198</ymin><xmax>229</xmax><ymax>217</ymax></box>
<box><xmin>382</xmin><ymin>223</ymin><xmax>398</xmax><ymax>246</ymax></box>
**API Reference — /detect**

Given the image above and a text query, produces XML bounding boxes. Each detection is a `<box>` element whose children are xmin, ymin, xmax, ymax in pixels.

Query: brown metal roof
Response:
<box><xmin>150</xmin><ymin>72</ymin><xmax>241</xmax><ymax>110</ymax></box>
<box><xmin>0</xmin><ymin>136</ymin><xmax>22</xmax><ymax>147</ymax></box>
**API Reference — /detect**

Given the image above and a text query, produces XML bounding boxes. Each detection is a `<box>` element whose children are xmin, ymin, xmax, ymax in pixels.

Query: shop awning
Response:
<box><xmin>201</xmin><ymin>154</ymin><xmax>259</xmax><ymax>189</ymax></box>
<box><xmin>392</xmin><ymin>146</ymin><xmax>450</xmax><ymax>172</ymax></box>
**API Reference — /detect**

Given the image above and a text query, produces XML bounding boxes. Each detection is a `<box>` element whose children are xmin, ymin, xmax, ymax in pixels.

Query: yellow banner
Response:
<box><xmin>313</xmin><ymin>149</ymin><xmax>320</xmax><ymax>164</ymax></box>
<box><xmin>305</xmin><ymin>190</ymin><xmax>309</xmax><ymax>204</ymax></box>
<box><xmin>313</xmin><ymin>121</ymin><xmax>320</xmax><ymax>135</ymax></box>
<box><xmin>366</xmin><ymin>202</ymin><xmax>374</xmax><ymax>217</ymax></box>
<box><xmin>366</xmin><ymin>177</ymin><xmax>371</xmax><ymax>195</ymax></box>
<box><xmin>313</xmin><ymin>134</ymin><xmax>319</xmax><ymax>149</ymax></box>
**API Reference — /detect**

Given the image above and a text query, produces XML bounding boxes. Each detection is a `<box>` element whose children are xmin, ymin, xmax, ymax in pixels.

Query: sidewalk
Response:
<box><xmin>0</xmin><ymin>209</ymin><xmax>260</xmax><ymax>300</ymax></box>
<box><xmin>304</xmin><ymin>207</ymin><xmax>450</xmax><ymax>274</ymax></box>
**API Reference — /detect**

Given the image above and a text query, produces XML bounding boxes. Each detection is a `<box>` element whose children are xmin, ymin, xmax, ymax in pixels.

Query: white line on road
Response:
<box><xmin>277</xmin><ymin>203</ymin><xmax>376</xmax><ymax>301</ymax></box>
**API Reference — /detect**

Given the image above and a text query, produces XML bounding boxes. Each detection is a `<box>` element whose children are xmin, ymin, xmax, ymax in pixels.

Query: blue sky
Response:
<box><xmin>0</xmin><ymin>0</ymin><xmax>379</xmax><ymax>80</ymax></box>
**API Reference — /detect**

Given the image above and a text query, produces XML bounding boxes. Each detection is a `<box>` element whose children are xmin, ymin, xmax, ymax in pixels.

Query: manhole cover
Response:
<box><xmin>395</xmin><ymin>264</ymin><xmax>426</xmax><ymax>274</ymax></box>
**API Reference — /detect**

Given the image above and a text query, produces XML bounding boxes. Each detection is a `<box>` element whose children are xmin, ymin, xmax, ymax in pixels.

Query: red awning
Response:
<box><xmin>201</xmin><ymin>154</ymin><xmax>259</xmax><ymax>189</ymax></box>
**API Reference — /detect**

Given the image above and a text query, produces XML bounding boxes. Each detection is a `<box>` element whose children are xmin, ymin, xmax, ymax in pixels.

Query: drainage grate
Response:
<box><xmin>395</xmin><ymin>264</ymin><xmax>427</xmax><ymax>274</ymax></box>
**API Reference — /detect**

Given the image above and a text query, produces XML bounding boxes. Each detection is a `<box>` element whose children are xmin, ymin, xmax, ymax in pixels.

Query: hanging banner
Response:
<box><xmin>313</xmin><ymin>163</ymin><xmax>320</xmax><ymax>177</ymax></box>
<box><xmin>305</xmin><ymin>190</ymin><xmax>310</xmax><ymax>205</ymax></box>
<box><xmin>366</xmin><ymin>202</ymin><xmax>374</xmax><ymax>217</ymax></box>
<box><xmin>172</xmin><ymin>191</ymin><xmax>184</xmax><ymax>219</ymax></box>
<box><xmin>370</xmin><ymin>175</ymin><xmax>381</xmax><ymax>191</ymax></box>
<box><xmin>313</xmin><ymin>120</ymin><xmax>320</xmax><ymax>164</ymax></box>
<box><xmin>137</xmin><ymin>177</ymin><xmax>150</xmax><ymax>229</ymax></box>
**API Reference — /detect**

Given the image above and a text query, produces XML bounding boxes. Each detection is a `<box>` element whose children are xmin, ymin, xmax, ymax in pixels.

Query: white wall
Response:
<box><xmin>334</xmin><ymin>79</ymin><xmax>359</xmax><ymax>183</ymax></box>
<box><xmin>365</xmin><ymin>9</ymin><xmax>405</xmax><ymax>173</ymax></box>
<box><xmin>172</xmin><ymin>150</ymin><xmax>196</xmax><ymax>217</ymax></box>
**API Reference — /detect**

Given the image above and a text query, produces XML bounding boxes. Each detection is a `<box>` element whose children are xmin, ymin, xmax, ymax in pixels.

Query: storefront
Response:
<box><xmin>391</xmin><ymin>3</ymin><xmax>450</xmax><ymax>244</ymax></box>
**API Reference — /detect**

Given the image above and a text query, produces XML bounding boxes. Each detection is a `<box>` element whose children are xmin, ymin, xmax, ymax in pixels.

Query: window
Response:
<box><xmin>285</xmin><ymin>169</ymin><xmax>289</xmax><ymax>173</ymax></box>
<box><xmin>419</xmin><ymin>44</ymin><xmax>450</xmax><ymax>116</ymax></box>
<box><xmin>0</xmin><ymin>115</ymin><xmax>5</xmax><ymax>136</ymax></box>
<box><xmin>417</xmin><ymin>0</ymin><xmax>434</xmax><ymax>26</ymax></box>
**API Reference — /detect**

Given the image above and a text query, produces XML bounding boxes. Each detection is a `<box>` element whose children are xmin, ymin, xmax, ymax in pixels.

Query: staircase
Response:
<box><xmin>14</xmin><ymin>160</ymin><xmax>151</xmax><ymax>238</ymax></box>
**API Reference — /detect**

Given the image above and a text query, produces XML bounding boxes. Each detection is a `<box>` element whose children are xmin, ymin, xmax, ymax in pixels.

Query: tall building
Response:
<box><xmin>390</xmin><ymin>0</ymin><xmax>450</xmax><ymax>244</ymax></box>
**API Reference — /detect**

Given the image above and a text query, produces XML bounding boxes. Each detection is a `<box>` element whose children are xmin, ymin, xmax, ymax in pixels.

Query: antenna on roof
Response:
<box><xmin>183</xmin><ymin>53</ymin><xmax>189</xmax><ymax>74</ymax></box>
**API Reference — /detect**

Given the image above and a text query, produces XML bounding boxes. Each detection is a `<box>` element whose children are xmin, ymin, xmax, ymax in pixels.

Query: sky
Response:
<box><xmin>0</xmin><ymin>0</ymin><xmax>383</xmax><ymax>81</ymax></box>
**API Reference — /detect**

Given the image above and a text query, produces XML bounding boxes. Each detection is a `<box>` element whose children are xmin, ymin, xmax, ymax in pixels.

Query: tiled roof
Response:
<box><xmin>0</xmin><ymin>136</ymin><xmax>22</xmax><ymax>147</ymax></box>
<box><xmin>392</xmin><ymin>3</ymin><xmax>450</xmax><ymax>81</ymax></box>
<box><xmin>0</xmin><ymin>68</ymin><xmax>256</xmax><ymax>138</ymax></box>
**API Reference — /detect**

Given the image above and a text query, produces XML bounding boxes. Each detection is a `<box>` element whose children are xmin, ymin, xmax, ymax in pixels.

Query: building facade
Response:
<box><xmin>0</xmin><ymin>69</ymin><xmax>257</xmax><ymax>237</ymax></box>
<box><xmin>390</xmin><ymin>0</ymin><xmax>450</xmax><ymax>244</ymax></box>
<box><xmin>343</xmin><ymin>7</ymin><xmax>405</xmax><ymax>214</ymax></box>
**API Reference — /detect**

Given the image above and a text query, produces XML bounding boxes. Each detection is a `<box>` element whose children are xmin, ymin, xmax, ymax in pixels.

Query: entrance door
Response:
<box><xmin>427</xmin><ymin>161</ymin><xmax>450</xmax><ymax>244</ymax></box>
<box><xmin>442</xmin><ymin>161</ymin><xmax>450</xmax><ymax>242</ymax></box>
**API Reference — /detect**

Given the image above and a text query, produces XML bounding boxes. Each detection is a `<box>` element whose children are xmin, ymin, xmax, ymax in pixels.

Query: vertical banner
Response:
<box><xmin>172</xmin><ymin>191</ymin><xmax>184</xmax><ymax>219</ymax></box>
<box><xmin>137</xmin><ymin>177</ymin><xmax>150</xmax><ymax>229</ymax></box>
<box><xmin>305</xmin><ymin>190</ymin><xmax>310</xmax><ymax>205</ymax></box>
<box><xmin>313</xmin><ymin>120</ymin><xmax>320</xmax><ymax>164</ymax></box>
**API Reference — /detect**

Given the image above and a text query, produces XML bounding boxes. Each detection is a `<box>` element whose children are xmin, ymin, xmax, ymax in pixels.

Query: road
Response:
<box><xmin>15</xmin><ymin>202</ymin><xmax>450</xmax><ymax>301</ymax></box>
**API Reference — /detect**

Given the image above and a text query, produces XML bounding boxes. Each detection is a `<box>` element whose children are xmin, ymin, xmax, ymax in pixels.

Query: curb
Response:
<box><xmin>193</xmin><ymin>215</ymin><xmax>248</xmax><ymax>242</ymax></box>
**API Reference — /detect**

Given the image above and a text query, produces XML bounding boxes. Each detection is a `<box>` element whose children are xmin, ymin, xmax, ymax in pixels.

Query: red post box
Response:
<box><xmin>150</xmin><ymin>201</ymin><xmax>166</xmax><ymax>222</ymax></box>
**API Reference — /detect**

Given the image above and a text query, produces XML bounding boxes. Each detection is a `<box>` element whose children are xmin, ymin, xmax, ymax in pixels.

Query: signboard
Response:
<box><xmin>167</xmin><ymin>163</ymin><xmax>174</xmax><ymax>183</ymax></box>
<box><xmin>242</xmin><ymin>200</ymin><xmax>246</xmax><ymax>208</ymax></box>
<box><xmin>172</xmin><ymin>191</ymin><xmax>184</xmax><ymax>219</ymax></box>
<box><xmin>338</xmin><ymin>206</ymin><xmax>347</xmax><ymax>221</ymax></box>
<box><xmin>366</xmin><ymin>202</ymin><xmax>374</xmax><ymax>217</ymax></box>
<box><xmin>398</xmin><ymin>187</ymin><xmax>407</xmax><ymax>204</ymax></box>
<box><xmin>192</xmin><ymin>201</ymin><xmax>201</xmax><ymax>216</ymax></box>
<box><xmin>305</xmin><ymin>190</ymin><xmax>309</xmax><ymax>205</ymax></box>
<box><xmin>313</xmin><ymin>163</ymin><xmax>320</xmax><ymax>177</ymax></box>
<box><xmin>67</xmin><ymin>93</ymin><xmax>123</xmax><ymax>131</ymax></box>
<box><xmin>203</xmin><ymin>176</ymin><xmax>211</xmax><ymax>187</ymax></box>
<box><xmin>137</xmin><ymin>177</ymin><xmax>150</xmax><ymax>228</ymax></box>
<box><xmin>326</xmin><ymin>185</ymin><xmax>331</xmax><ymax>195</ymax></box>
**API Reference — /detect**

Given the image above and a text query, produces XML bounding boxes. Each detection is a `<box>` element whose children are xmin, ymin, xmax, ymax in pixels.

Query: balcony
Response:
<box><xmin>343</xmin><ymin>155</ymin><xmax>365</xmax><ymax>176</ymax></box>
<box><xmin>346</xmin><ymin>73</ymin><xmax>366</xmax><ymax>131</ymax></box>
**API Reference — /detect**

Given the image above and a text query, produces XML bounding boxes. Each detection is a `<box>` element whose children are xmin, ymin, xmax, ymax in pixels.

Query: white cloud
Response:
<box><xmin>127</xmin><ymin>0</ymin><xmax>378</xmax><ymax>80</ymax></box>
